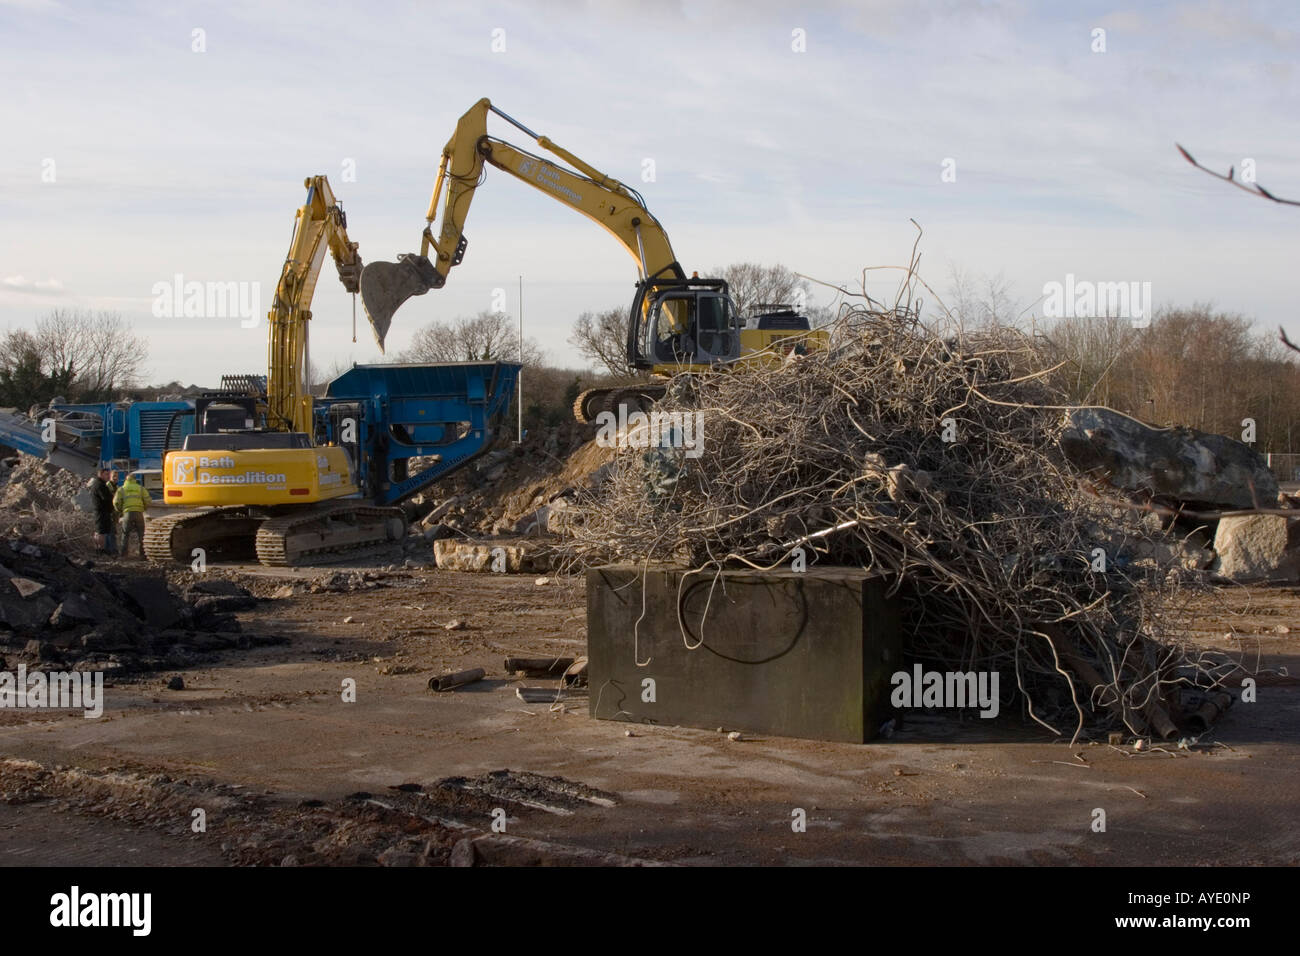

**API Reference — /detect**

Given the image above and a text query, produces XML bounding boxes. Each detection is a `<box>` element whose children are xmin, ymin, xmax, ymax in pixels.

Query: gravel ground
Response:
<box><xmin>0</xmin><ymin>558</ymin><xmax>1295</xmax><ymax>866</ymax></box>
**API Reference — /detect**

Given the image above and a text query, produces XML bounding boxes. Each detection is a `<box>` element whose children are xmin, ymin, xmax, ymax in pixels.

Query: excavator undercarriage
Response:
<box><xmin>152</xmin><ymin>360</ymin><xmax>518</xmax><ymax>568</ymax></box>
<box><xmin>144</xmin><ymin>503</ymin><xmax>406</xmax><ymax>567</ymax></box>
<box><xmin>571</xmin><ymin>383</ymin><xmax>666</xmax><ymax>424</ymax></box>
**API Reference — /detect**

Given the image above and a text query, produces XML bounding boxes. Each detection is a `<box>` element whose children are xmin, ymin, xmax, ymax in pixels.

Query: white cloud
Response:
<box><xmin>2</xmin><ymin>275</ymin><xmax>65</xmax><ymax>294</ymax></box>
<box><xmin>0</xmin><ymin>0</ymin><xmax>63</xmax><ymax>10</ymax></box>
<box><xmin>1098</xmin><ymin>8</ymin><xmax>1146</xmax><ymax>32</ymax></box>
<box><xmin>1173</xmin><ymin>0</ymin><xmax>1298</xmax><ymax>47</ymax></box>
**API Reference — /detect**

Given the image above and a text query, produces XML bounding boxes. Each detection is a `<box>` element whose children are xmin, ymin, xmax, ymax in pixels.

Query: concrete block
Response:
<box><xmin>1213</xmin><ymin>514</ymin><xmax>1300</xmax><ymax>581</ymax></box>
<box><xmin>587</xmin><ymin>566</ymin><xmax>901</xmax><ymax>743</ymax></box>
<box><xmin>433</xmin><ymin>538</ymin><xmax>550</xmax><ymax>573</ymax></box>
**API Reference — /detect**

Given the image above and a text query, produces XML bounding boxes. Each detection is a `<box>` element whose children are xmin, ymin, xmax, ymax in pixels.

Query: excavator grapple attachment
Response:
<box><xmin>359</xmin><ymin>253</ymin><xmax>442</xmax><ymax>350</ymax></box>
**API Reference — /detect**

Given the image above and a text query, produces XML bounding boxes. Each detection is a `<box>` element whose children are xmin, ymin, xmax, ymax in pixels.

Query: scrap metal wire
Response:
<box><xmin>564</xmin><ymin>266</ymin><xmax>1226</xmax><ymax>742</ymax></box>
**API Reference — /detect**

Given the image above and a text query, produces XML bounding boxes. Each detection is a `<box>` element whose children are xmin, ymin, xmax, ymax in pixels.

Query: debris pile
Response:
<box><xmin>1060</xmin><ymin>406</ymin><xmax>1278</xmax><ymax>510</ymax></box>
<box><xmin>566</xmin><ymin>298</ymin><xmax>1232</xmax><ymax>740</ymax></box>
<box><xmin>0</xmin><ymin>454</ymin><xmax>86</xmax><ymax>513</ymax></box>
<box><xmin>0</xmin><ymin>537</ymin><xmax>281</xmax><ymax>672</ymax></box>
<box><xmin>0</xmin><ymin>455</ymin><xmax>95</xmax><ymax>551</ymax></box>
<box><xmin>431</xmin><ymin>537</ymin><xmax>553</xmax><ymax>572</ymax></box>
<box><xmin>404</xmin><ymin>424</ymin><xmax>613</xmax><ymax>541</ymax></box>
<box><xmin>306</xmin><ymin>569</ymin><xmax>406</xmax><ymax>593</ymax></box>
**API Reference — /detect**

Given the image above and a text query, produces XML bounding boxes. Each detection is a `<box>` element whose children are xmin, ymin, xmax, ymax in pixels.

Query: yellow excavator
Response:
<box><xmin>360</xmin><ymin>98</ymin><xmax>827</xmax><ymax>422</ymax></box>
<box><xmin>144</xmin><ymin>176</ymin><xmax>407</xmax><ymax>565</ymax></box>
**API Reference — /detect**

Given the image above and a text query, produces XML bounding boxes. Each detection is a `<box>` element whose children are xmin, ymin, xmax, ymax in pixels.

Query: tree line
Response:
<box><xmin>0</xmin><ymin>310</ymin><xmax>147</xmax><ymax>409</ymax></box>
<box><xmin>5</xmin><ymin>271</ymin><xmax>1296</xmax><ymax>456</ymax></box>
<box><xmin>935</xmin><ymin>266</ymin><xmax>1298</xmax><ymax>453</ymax></box>
<box><xmin>1045</xmin><ymin>306</ymin><xmax>1299</xmax><ymax>454</ymax></box>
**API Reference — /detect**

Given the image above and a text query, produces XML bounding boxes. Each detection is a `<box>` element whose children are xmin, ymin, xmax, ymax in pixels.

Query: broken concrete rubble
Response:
<box><xmin>432</xmin><ymin>538</ymin><xmax>552</xmax><ymax>573</ymax></box>
<box><xmin>418</xmin><ymin>495</ymin><xmax>463</xmax><ymax>528</ymax></box>
<box><xmin>307</xmin><ymin>569</ymin><xmax>407</xmax><ymax>593</ymax></box>
<box><xmin>0</xmin><ymin>537</ymin><xmax>276</xmax><ymax>671</ymax></box>
<box><xmin>0</xmin><ymin>456</ymin><xmax>87</xmax><ymax>514</ymax></box>
<box><xmin>1060</xmin><ymin>407</ymin><xmax>1278</xmax><ymax>509</ymax></box>
<box><xmin>1213</xmin><ymin>514</ymin><xmax>1300</xmax><ymax>581</ymax></box>
<box><xmin>421</xmin><ymin>523</ymin><xmax>456</xmax><ymax>542</ymax></box>
<box><xmin>1086</xmin><ymin>517</ymin><xmax>1216</xmax><ymax>572</ymax></box>
<box><xmin>414</xmin><ymin>429</ymin><xmax>613</xmax><ymax>540</ymax></box>
<box><xmin>498</xmin><ymin>504</ymin><xmax>551</xmax><ymax>536</ymax></box>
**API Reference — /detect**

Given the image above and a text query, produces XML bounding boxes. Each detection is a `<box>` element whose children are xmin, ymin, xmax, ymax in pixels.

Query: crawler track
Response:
<box><xmin>255</xmin><ymin>503</ymin><xmax>406</xmax><ymax>567</ymax></box>
<box><xmin>573</xmin><ymin>385</ymin><xmax>667</xmax><ymax>423</ymax></box>
<box><xmin>145</xmin><ymin>503</ymin><xmax>406</xmax><ymax>567</ymax></box>
<box><xmin>143</xmin><ymin>507</ymin><xmax>262</xmax><ymax>564</ymax></box>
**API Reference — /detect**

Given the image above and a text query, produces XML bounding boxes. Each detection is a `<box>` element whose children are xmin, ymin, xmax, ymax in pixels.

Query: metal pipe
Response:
<box><xmin>424</xmin><ymin>154</ymin><xmax>449</xmax><ymax>223</ymax></box>
<box><xmin>428</xmin><ymin>667</ymin><xmax>485</xmax><ymax>692</ymax></box>
<box><xmin>632</xmin><ymin>220</ymin><xmax>647</xmax><ymax>279</ymax></box>
<box><xmin>517</xmin><ymin>275</ymin><xmax>523</xmax><ymax>443</ymax></box>
<box><xmin>487</xmin><ymin>104</ymin><xmax>540</xmax><ymax>141</ymax></box>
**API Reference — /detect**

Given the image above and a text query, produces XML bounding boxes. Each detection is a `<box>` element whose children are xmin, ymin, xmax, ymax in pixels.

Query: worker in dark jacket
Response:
<box><xmin>89</xmin><ymin>468</ymin><xmax>117</xmax><ymax>554</ymax></box>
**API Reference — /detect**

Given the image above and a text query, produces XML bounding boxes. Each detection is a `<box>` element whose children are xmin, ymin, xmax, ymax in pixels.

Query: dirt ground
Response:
<box><xmin>0</xmin><ymin>552</ymin><xmax>1296</xmax><ymax>867</ymax></box>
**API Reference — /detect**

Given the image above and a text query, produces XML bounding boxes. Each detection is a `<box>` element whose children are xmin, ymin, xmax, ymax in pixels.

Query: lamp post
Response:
<box><xmin>517</xmin><ymin>275</ymin><xmax>523</xmax><ymax>444</ymax></box>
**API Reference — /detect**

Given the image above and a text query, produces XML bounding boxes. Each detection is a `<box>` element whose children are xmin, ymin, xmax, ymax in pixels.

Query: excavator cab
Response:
<box><xmin>629</xmin><ymin>277</ymin><xmax>741</xmax><ymax>371</ymax></box>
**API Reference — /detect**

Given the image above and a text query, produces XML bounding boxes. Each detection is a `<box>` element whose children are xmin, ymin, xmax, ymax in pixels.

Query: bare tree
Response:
<box><xmin>1045</xmin><ymin>305</ymin><xmax>1300</xmax><ymax>450</ymax></box>
<box><xmin>309</xmin><ymin>355</ymin><xmax>356</xmax><ymax>394</ymax></box>
<box><xmin>1044</xmin><ymin>314</ymin><xmax>1141</xmax><ymax>407</ymax></box>
<box><xmin>1177</xmin><ymin>144</ymin><xmax>1300</xmax><ymax>207</ymax></box>
<box><xmin>711</xmin><ymin>262</ymin><xmax>811</xmax><ymax>317</ymax></box>
<box><xmin>569</xmin><ymin>306</ymin><xmax>634</xmax><ymax>377</ymax></box>
<box><xmin>402</xmin><ymin>310</ymin><xmax>543</xmax><ymax>366</ymax></box>
<box><xmin>943</xmin><ymin>266</ymin><xmax>1023</xmax><ymax>332</ymax></box>
<box><xmin>0</xmin><ymin>310</ymin><xmax>147</xmax><ymax>404</ymax></box>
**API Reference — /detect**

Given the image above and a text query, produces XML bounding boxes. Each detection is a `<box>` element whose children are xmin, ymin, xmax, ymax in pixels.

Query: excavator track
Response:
<box><xmin>144</xmin><ymin>507</ymin><xmax>264</xmax><ymax>565</ymax></box>
<box><xmin>603</xmin><ymin>385</ymin><xmax>666</xmax><ymax>417</ymax></box>
<box><xmin>146</xmin><ymin>503</ymin><xmax>406</xmax><ymax>568</ymax></box>
<box><xmin>573</xmin><ymin>385</ymin><xmax>667</xmax><ymax>423</ymax></box>
<box><xmin>573</xmin><ymin>388</ymin><xmax>608</xmax><ymax>424</ymax></box>
<box><xmin>254</xmin><ymin>502</ymin><xmax>406</xmax><ymax>567</ymax></box>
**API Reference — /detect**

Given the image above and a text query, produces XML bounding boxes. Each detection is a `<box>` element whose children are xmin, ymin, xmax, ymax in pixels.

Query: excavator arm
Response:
<box><xmin>267</xmin><ymin>175</ymin><xmax>374</xmax><ymax>436</ymax></box>
<box><xmin>360</xmin><ymin>98</ymin><xmax>685</xmax><ymax>339</ymax></box>
<box><xmin>359</xmin><ymin>98</ymin><xmax>820</xmax><ymax>406</ymax></box>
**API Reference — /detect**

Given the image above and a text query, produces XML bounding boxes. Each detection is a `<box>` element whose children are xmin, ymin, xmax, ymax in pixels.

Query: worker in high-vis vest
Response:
<box><xmin>113</xmin><ymin>472</ymin><xmax>149</xmax><ymax>558</ymax></box>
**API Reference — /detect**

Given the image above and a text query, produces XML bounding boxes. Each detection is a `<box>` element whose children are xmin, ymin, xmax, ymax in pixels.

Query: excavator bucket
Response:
<box><xmin>359</xmin><ymin>253</ymin><xmax>442</xmax><ymax>351</ymax></box>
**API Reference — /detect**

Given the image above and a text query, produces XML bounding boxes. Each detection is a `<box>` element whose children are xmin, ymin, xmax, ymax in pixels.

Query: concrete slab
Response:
<box><xmin>587</xmin><ymin>566</ymin><xmax>901</xmax><ymax>742</ymax></box>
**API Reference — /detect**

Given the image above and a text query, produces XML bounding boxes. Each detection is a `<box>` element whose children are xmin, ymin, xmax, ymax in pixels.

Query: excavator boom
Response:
<box><xmin>152</xmin><ymin>175</ymin><xmax>522</xmax><ymax>568</ymax></box>
<box><xmin>361</xmin><ymin>98</ymin><xmax>684</xmax><ymax>337</ymax></box>
<box><xmin>363</xmin><ymin>99</ymin><xmax>828</xmax><ymax>424</ymax></box>
<box><xmin>268</xmin><ymin>175</ymin><xmax>378</xmax><ymax>435</ymax></box>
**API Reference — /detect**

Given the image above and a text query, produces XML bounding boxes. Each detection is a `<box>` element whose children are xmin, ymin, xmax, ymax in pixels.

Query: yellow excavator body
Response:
<box><xmin>146</xmin><ymin>176</ymin><xmax>411</xmax><ymax>567</ymax></box>
<box><xmin>162</xmin><ymin>445</ymin><xmax>356</xmax><ymax>508</ymax></box>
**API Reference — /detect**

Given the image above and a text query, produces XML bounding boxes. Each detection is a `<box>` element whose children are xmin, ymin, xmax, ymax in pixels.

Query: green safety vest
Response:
<box><xmin>115</xmin><ymin>481</ymin><xmax>148</xmax><ymax>513</ymax></box>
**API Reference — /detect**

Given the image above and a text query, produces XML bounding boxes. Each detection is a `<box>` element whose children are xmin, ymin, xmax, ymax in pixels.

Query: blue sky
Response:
<box><xmin>2</xmin><ymin>0</ymin><xmax>1298</xmax><ymax>385</ymax></box>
